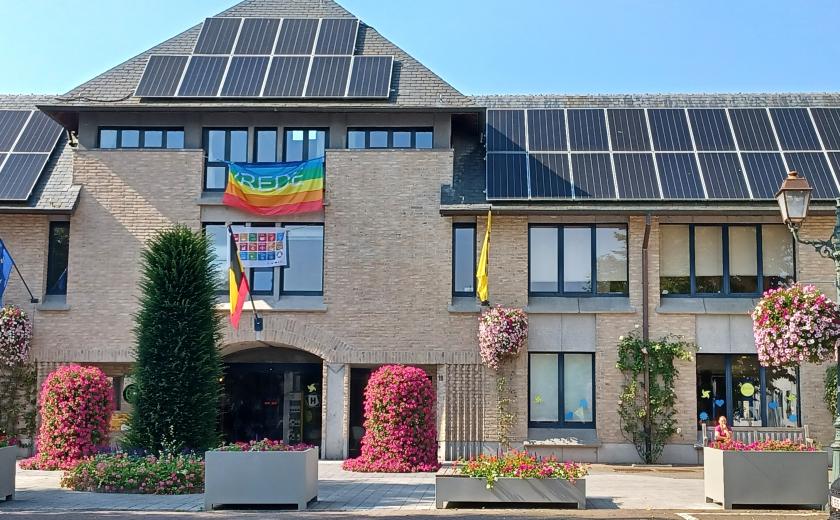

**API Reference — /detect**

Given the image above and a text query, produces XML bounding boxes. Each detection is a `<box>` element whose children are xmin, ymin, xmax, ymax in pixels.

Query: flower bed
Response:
<box><xmin>215</xmin><ymin>439</ymin><xmax>313</xmax><ymax>452</ymax></box>
<box><xmin>60</xmin><ymin>452</ymin><xmax>204</xmax><ymax>494</ymax></box>
<box><xmin>458</xmin><ymin>451</ymin><xmax>588</xmax><ymax>488</ymax></box>
<box><xmin>712</xmin><ymin>439</ymin><xmax>816</xmax><ymax>452</ymax></box>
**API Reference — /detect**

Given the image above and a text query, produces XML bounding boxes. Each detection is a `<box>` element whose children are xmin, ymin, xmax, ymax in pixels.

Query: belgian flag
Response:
<box><xmin>227</xmin><ymin>226</ymin><xmax>250</xmax><ymax>329</ymax></box>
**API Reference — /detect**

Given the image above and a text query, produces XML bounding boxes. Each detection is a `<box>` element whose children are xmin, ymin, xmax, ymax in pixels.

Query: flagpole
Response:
<box><xmin>227</xmin><ymin>225</ymin><xmax>263</xmax><ymax>333</ymax></box>
<box><xmin>0</xmin><ymin>239</ymin><xmax>39</xmax><ymax>304</ymax></box>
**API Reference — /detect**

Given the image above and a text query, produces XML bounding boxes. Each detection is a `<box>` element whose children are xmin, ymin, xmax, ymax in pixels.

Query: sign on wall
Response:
<box><xmin>230</xmin><ymin>225</ymin><xmax>288</xmax><ymax>268</ymax></box>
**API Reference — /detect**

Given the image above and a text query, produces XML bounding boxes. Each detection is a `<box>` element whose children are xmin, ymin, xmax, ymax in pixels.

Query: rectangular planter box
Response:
<box><xmin>0</xmin><ymin>446</ymin><xmax>15</xmax><ymax>501</ymax></box>
<box><xmin>703</xmin><ymin>447</ymin><xmax>827</xmax><ymax>509</ymax></box>
<box><xmin>435</xmin><ymin>474</ymin><xmax>586</xmax><ymax>509</ymax></box>
<box><xmin>204</xmin><ymin>448</ymin><xmax>318</xmax><ymax>511</ymax></box>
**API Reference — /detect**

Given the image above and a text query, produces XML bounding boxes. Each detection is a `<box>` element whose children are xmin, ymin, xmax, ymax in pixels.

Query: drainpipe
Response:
<box><xmin>642</xmin><ymin>214</ymin><xmax>652</xmax><ymax>462</ymax></box>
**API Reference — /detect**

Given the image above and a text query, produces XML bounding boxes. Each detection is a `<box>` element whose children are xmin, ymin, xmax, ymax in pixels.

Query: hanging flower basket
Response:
<box><xmin>0</xmin><ymin>305</ymin><xmax>32</xmax><ymax>368</ymax></box>
<box><xmin>478</xmin><ymin>306</ymin><xmax>528</xmax><ymax>370</ymax></box>
<box><xmin>752</xmin><ymin>283</ymin><xmax>839</xmax><ymax>367</ymax></box>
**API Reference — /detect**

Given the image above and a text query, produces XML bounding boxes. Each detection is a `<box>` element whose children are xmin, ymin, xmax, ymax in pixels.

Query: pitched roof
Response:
<box><xmin>46</xmin><ymin>0</ymin><xmax>471</xmax><ymax>111</ymax></box>
<box><xmin>472</xmin><ymin>92</ymin><xmax>840</xmax><ymax>109</ymax></box>
<box><xmin>0</xmin><ymin>95</ymin><xmax>79</xmax><ymax>213</ymax></box>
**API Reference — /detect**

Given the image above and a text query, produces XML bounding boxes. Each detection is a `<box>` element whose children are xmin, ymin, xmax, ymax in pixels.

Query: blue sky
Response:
<box><xmin>0</xmin><ymin>0</ymin><xmax>838</xmax><ymax>95</ymax></box>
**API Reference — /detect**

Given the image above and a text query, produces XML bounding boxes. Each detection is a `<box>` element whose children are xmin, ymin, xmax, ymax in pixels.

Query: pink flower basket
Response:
<box><xmin>478</xmin><ymin>306</ymin><xmax>528</xmax><ymax>370</ymax></box>
<box><xmin>0</xmin><ymin>305</ymin><xmax>32</xmax><ymax>367</ymax></box>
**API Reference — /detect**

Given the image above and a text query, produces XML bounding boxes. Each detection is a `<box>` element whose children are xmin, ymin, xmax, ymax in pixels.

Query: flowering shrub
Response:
<box><xmin>713</xmin><ymin>438</ymin><xmax>816</xmax><ymax>452</ymax></box>
<box><xmin>342</xmin><ymin>365</ymin><xmax>439</xmax><ymax>472</ymax></box>
<box><xmin>21</xmin><ymin>365</ymin><xmax>113</xmax><ymax>470</ymax></box>
<box><xmin>477</xmin><ymin>306</ymin><xmax>528</xmax><ymax>370</ymax></box>
<box><xmin>0</xmin><ymin>305</ymin><xmax>33</xmax><ymax>367</ymax></box>
<box><xmin>214</xmin><ymin>439</ymin><xmax>313</xmax><ymax>452</ymax></box>
<box><xmin>752</xmin><ymin>284</ymin><xmax>840</xmax><ymax>367</ymax></box>
<box><xmin>458</xmin><ymin>450</ymin><xmax>589</xmax><ymax>489</ymax></box>
<box><xmin>0</xmin><ymin>429</ymin><xmax>15</xmax><ymax>448</ymax></box>
<box><xmin>60</xmin><ymin>452</ymin><xmax>204</xmax><ymax>494</ymax></box>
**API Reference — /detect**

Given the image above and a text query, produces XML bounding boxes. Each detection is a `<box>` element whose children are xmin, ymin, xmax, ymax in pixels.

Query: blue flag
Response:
<box><xmin>0</xmin><ymin>240</ymin><xmax>15</xmax><ymax>305</ymax></box>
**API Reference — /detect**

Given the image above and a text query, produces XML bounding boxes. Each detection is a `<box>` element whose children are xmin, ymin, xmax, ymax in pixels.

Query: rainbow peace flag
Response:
<box><xmin>222</xmin><ymin>158</ymin><xmax>324</xmax><ymax>216</ymax></box>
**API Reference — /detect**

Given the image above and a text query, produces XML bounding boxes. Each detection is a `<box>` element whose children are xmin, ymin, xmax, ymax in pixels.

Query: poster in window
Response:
<box><xmin>230</xmin><ymin>225</ymin><xmax>288</xmax><ymax>268</ymax></box>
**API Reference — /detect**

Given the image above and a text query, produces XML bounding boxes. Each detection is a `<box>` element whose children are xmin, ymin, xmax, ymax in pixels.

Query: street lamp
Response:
<box><xmin>774</xmin><ymin>171</ymin><xmax>840</xmax><ymax>492</ymax></box>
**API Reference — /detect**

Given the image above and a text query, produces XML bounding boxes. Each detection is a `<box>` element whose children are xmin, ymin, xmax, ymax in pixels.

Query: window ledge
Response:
<box><xmin>657</xmin><ymin>297</ymin><xmax>757</xmax><ymax>315</ymax></box>
<box><xmin>197</xmin><ymin>192</ymin><xmax>225</xmax><ymax>206</ymax></box>
<box><xmin>525</xmin><ymin>429</ymin><xmax>601</xmax><ymax>448</ymax></box>
<box><xmin>37</xmin><ymin>295</ymin><xmax>70</xmax><ymax>312</ymax></box>
<box><xmin>215</xmin><ymin>295</ymin><xmax>326</xmax><ymax>313</ymax></box>
<box><xmin>526</xmin><ymin>297</ymin><xmax>634</xmax><ymax>314</ymax></box>
<box><xmin>448</xmin><ymin>297</ymin><xmax>481</xmax><ymax>313</ymax></box>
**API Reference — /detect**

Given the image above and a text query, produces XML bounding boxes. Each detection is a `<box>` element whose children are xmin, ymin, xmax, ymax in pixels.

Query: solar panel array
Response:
<box><xmin>0</xmin><ymin>110</ymin><xmax>63</xmax><ymax>201</ymax></box>
<box><xmin>486</xmin><ymin>107</ymin><xmax>840</xmax><ymax>201</ymax></box>
<box><xmin>135</xmin><ymin>17</ymin><xmax>393</xmax><ymax>99</ymax></box>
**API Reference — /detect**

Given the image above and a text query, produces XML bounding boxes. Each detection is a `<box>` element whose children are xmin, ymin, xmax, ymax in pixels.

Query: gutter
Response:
<box><xmin>440</xmin><ymin>202</ymin><xmax>840</xmax><ymax>216</ymax></box>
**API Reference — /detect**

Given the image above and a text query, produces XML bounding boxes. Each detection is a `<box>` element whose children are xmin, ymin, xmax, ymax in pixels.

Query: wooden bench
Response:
<box><xmin>699</xmin><ymin>425</ymin><xmax>813</xmax><ymax>447</ymax></box>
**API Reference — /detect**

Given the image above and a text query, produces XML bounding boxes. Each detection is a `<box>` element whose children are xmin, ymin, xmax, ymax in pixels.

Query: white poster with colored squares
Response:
<box><xmin>230</xmin><ymin>226</ymin><xmax>288</xmax><ymax>268</ymax></box>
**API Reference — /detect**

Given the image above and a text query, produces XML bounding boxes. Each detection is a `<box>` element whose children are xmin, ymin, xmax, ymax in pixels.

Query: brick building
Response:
<box><xmin>0</xmin><ymin>0</ymin><xmax>837</xmax><ymax>463</ymax></box>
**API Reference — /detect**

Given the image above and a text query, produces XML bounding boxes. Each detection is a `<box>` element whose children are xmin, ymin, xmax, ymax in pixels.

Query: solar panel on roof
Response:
<box><xmin>784</xmin><ymin>152</ymin><xmax>839</xmax><ymax>199</ymax></box>
<box><xmin>812</xmin><ymin>108</ymin><xmax>840</xmax><ymax>150</ymax></box>
<box><xmin>729</xmin><ymin>109</ymin><xmax>778</xmax><ymax>151</ymax></box>
<box><xmin>275</xmin><ymin>19</ymin><xmax>319</xmax><ymax>55</ymax></box>
<box><xmin>305</xmin><ymin>56</ymin><xmax>351</xmax><ymax>97</ymax></box>
<box><xmin>486</xmin><ymin>153</ymin><xmax>528</xmax><ymax>199</ymax></box>
<box><xmin>771</xmin><ymin>108</ymin><xmax>821</xmax><ymax>150</ymax></box>
<box><xmin>568</xmin><ymin>109</ymin><xmax>608</xmax><ymax>151</ymax></box>
<box><xmin>14</xmin><ymin>111</ymin><xmax>63</xmax><ymax>153</ymax></box>
<box><xmin>262</xmin><ymin>56</ymin><xmax>310</xmax><ymax>97</ymax></box>
<box><xmin>346</xmin><ymin>56</ymin><xmax>392</xmax><ymax>98</ymax></box>
<box><xmin>235</xmin><ymin>18</ymin><xmax>281</xmax><ymax>55</ymax></box>
<box><xmin>0</xmin><ymin>111</ymin><xmax>30</xmax><ymax>152</ymax></box>
<box><xmin>608</xmin><ymin>109</ymin><xmax>650</xmax><ymax>151</ymax></box>
<box><xmin>0</xmin><ymin>153</ymin><xmax>49</xmax><ymax>201</ymax></box>
<box><xmin>135</xmin><ymin>55</ymin><xmax>189</xmax><ymax>97</ymax></box>
<box><xmin>656</xmin><ymin>153</ymin><xmax>704</xmax><ymax>199</ymax></box>
<box><xmin>741</xmin><ymin>153</ymin><xmax>786</xmax><ymax>199</ymax></box>
<box><xmin>827</xmin><ymin>153</ymin><xmax>840</xmax><ymax>184</ymax></box>
<box><xmin>697</xmin><ymin>153</ymin><xmax>749</xmax><ymax>198</ymax></box>
<box><xmin>486</xmin><ymin>110</ymin><xmax>526</xmax><ymax>152</ymax></box>
<box><xmin>570</xmin><ymin>153</ymin><xmax>614</xmax><ymax>198</ymax></box>
<box><xmin>689</xmin><ymin>109</ymin><xmax>735</xmax><ymax>151</ymax></box>
<box><xmin>527</xmin><ymin>110</ymin><xmax>566</xmax><ymax>152</ymax></box>
<box><xmin>178</xmin><ymin>56</ymin><xmax>228</xmax><ymax>97</ymax></box>
<box><xmin>529</xmin><ymin>153</ymin><xmax>572</xmax><ymax>198</ymax></box>
<box><xmin>221</xmin><ymin>56</ymin><xmax>270</xmax><ymax>97</ymax></box>
<box><xmin>613</xmin><ymin>153</ymin><xmax>659</xmax><ymax>198</ymax></box>
<box><xmin>315</xmin><ymin>19</ymin><xmax>359</xmax><ymax>55</ymax></box>
<box><xmin>648</xmin><ymin>109</ymin><xmax>693</xmax><ymax>151</ymax></box>
<box><xmin>194</xmin><ymin>18</ymin><xmax>241</xmax><ymax>55</ymax></box>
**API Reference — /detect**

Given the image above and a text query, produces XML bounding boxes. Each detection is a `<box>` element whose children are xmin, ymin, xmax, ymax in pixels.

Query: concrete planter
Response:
<box><xmin>435</xmin><ymin>473</ymin><xmax>586</xmax><ymax>509</ymax></box>
<box><xmin>0</xmin><ymin>446</ymin><xmax>15</xmax><ymax>501</ymax></box>
<box><xmin>703</xmin><ymin>447</ymin><xmax>827</xmax><ymax>509</ymax></box>
<box><xmin>204</xmin><ymin>448</ymin><xmax>318</xmax><ymax>510</ymax></box>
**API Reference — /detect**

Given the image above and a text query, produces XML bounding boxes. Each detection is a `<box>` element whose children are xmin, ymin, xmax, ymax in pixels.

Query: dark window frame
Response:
<box><xmin>97</xmin><ymin>127</ymin><xmax>185</xmax><ymax>149</ymax></box>
<box><xmin>661</xmin><ymin>224</ymin><xmax>796</xmax><ymax>298</ymax></box>
<box><xmin>528</xmin><ymin>352</ymin><xmax>596</xmax><ymax>429</ymax></box>
<box><xmin>345</xmin><ymin>127</ymin><xmax>434</xmax><ymax>149</ymax></box>
<box><xmin>279</xmin><ymin>223</ymin><xmax>325</xmax><ymax>296</ymax></box>
<box><xmin>253</xmin><ymin>128</ymin><xmax>278</xmax><ymax>163</ymax></box>
<box><xmin>45</xmin><ymin>220</ymin><xmax>70</xmax><ymax>296</ymax></box>
<box><xmin>203</xmin><ymin>127</ymin><xmax>248</xmax><ymax>192</ymax></box>
<box><xmin>452</xmin><ymin>223</ymin><xmax>476</xmax><ymax>297</ymax></box>
<box><xmin>282</xmin><ymin>128</ymin><xmax>330</xmax><ymax>162</ymax></box>
<box><xmin>528</xmin><ymin>223</ymin><xmax>629</xmax><ymax>297</ymax></box>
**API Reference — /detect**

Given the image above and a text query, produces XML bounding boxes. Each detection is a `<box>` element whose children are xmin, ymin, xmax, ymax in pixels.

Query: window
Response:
<box><xmin>284</xmin><ymin>129</ymin><xmax>328</xmax><ymax>162</ymax></box>
<box><xmin>529</xmin><ymin>224</ymin><xmax>628</xmax><ymax>296</ymax></box>
<box><xmin>204</xmin><ymin>128</ymin><xmax>248</xmax><ymax>191</ymax></box>
<box><xmin>203</xmin><ymin>223</ymin><xmax>229</xmax><ymax>293</ymax></box>
<box><xmin>346</xmin><ymin>128</ymin><xmax>434</xmax><ymax>149</ymax></box>
<box><xmin>529</xmin><ymin>353</ymin><xmax>595</xmax><ymax>428</ymax></box>
<box><xmin>452</xmin><ymin>224</ymin><xmax>476</xmax><ymax>297</ymax></box>
<box><xmin>696</xmin><ymin>354</ymin><xmax>800</xmax><ymax>429</ymax></box>
<box><xmin>249</xmin><ymin>223</ymin><xmax>275</xmax><ymax>296</ymax></box>
<box><xmin>659</xmin><ymin>224</ymin><xmax>795</xmax><ymax>297</ymax></box>
<box><xmin>255</xmin><ymin>129</ymin><xmax>277</xmax><ymax>163</ymax></box>
<box><xmin>45</xmin><ymin>221</ymin><xmax>70</xmax><ymax>296</ymax></box>
<box><xmin>98</xmin><ymin>128</ymin><xmax>185</xmax><ymax>149</ymax></box>
<box><xmin>281</xmin><ymin>225</ymin><xmax>324</xmax><ymax>295</ymax></box>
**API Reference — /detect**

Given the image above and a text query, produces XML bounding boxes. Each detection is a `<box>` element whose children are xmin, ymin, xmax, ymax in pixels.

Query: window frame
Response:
<box><xmin>203</xmin><ymin>127</ymin><xmax>248</xmax><ymax>192</ymax></box>
<box><xmin>661</xmin><ymin>224</ymin><xmax>796</xmax><ymax>298</ymax></box>
<box><xmin>528</xmin><ymin>352</ymin><xmax>596</xmax><ymax>429</ymax></box>
<box><xmin>97</xmin><ymin>127</ymin><xmax>185</xmax><ymax>149</ymax></box>
<box><xmin>452</xmin><ymin>223</ymin><xmax>476</xmax><ymax>297</ymax></box>
<box><xmin>253</xmin><ymin>128</ymin><xmax>278</xmax><ymax>163</ymax></box>
<box><xmin>45</xmin><ymin>220</ymin><xmax>70</xmax><ymax>296</ymax></box>
<box><xmin>345</xmin><ymin>127</ymin><xmax>434</xmax><ymax>149</ymax></box>
<box><xmin>279</xmin><ymin>223</ymin><xmax>325</xmax><ymax>296</ymax></box>
<box><xmin>282</xmin><ymin>128</ymin><xmax>330</xmax><ymax>162</ymax></box>
<box><xmin>528</xmin><ymin>223</ymin><xmax>629</xmax><ymax>297</ymax></box>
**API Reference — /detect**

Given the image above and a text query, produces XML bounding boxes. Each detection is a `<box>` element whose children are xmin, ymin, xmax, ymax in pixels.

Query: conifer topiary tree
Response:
<box><xmin>124</xmin><ymin>225</ymin><xmax>223</xmax><ymax>453</ymax></box>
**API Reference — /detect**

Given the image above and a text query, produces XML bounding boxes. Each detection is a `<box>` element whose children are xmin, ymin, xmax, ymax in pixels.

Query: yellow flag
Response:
<box><xmin>476</xmin><ymin>209</ymin><xmax>491</xmax><ymax>304</ymax></box>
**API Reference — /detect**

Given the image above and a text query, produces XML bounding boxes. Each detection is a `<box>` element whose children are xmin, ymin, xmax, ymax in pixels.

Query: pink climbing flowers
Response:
<box><xmin>752</xmin><ymin>283</ymin><xmax>839</xmax><ymax>367</ymax></box>
<box><xmin>478</xmin><ymin>306</ymin><xmax>528</xmax><ymax>370</ymax></box>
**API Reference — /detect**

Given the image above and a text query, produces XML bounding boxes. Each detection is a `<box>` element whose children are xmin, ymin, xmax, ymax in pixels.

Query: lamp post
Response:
<box><xmin>774</xmin><ymin>170</ymin><xmax>840</xmax><ymax>490</ymax></box>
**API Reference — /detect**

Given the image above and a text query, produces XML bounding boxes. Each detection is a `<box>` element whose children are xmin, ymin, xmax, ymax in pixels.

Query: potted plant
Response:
<box><xmin>704</xmin><ymin>439</ymin><xmax>826</xmax><ymax>509</ymax></box>
<box><xmin>436</xmin><ymin>450</ymin><xmax>588</xmax><ymax>509</ymax></box>
<box><xmin>205</xmin><ymin>439</ymin><xmax>318</xmax><ymax>511</ymax></box>
<box><xmin>0</xmin><ymin>430</ymin><xmax>16</xmax><ymax>502</ymax></box>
